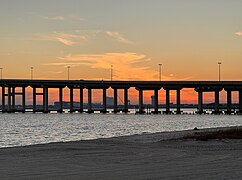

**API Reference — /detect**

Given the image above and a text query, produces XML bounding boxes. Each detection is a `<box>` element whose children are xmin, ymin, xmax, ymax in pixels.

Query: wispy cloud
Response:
<box><xmin>56</xmin><ymin>52</ymin><xmax>156</xmax><ymax>80</ymax></box>
<box><xmin>56</xmin><ymin>37</ymin><xmax>76</xmax><ymax>46</ymax></box>
<box><xmin>43</xmin><ymin>52</ymin><xmax>191</xmax><ymax>81</ymax></box>
<box><xmin>55</xmin><ymin>32</ymin><xmax>87</xmax><ymax>40</ymax></box>
<box><xmin>69</xmin><ymin>15</ymin><xmax>86</xmax><ymax>22</ymax></box>
<box><xmin>54</xmin><ymin>32</ymin><xmax>87</xmax><ymax>46</ymax></box>
<box><xmin>33</xmin><ymin>32</ymin><xmax>88</xmax><ymax>46</ymax></box>
<box><xmin>42</xmin><ymin>15</ymin><xmax>86</xmax><ymax>22</ymax></box>
<box><xmin>42</xmin><ymin>62</ymin><xmax>89</xmax><ymax>67</ymax></box>
<box><xmin>45</xmin><ymin>71</ymin><xmax>63</xmax><ymax>74</ymax></box>
<box><xmin>106</xmin><ymin>31</ymin><xmax>133</xmax><ymax>44</ymax></box>
<box><xmin>42</xmin><ymin>16</ymin><xmax>65</xmax><ymax>21</ymax></box>
<box><xmin>32</xmin><ymin>28</ymin><xmax>133</xmax><ymax>46</ymax></box>
<box><xmin>235</xmin><ymin>31</ymin><xmax>242</xmax><ymax>36</ymax></box>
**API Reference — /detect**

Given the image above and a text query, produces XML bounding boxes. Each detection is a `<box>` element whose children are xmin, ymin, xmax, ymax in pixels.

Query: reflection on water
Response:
<box><xmin>0</xmin><ymin>110</ymin><xmax>242</xmax><ymax>148</ymax></box>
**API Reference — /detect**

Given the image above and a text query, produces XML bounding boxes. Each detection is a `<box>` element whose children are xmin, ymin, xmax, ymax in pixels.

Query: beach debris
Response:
<box><xmin>184</xmin><ymin>127</ymin><xmax>242</xmax><ymax>141</ymax></box>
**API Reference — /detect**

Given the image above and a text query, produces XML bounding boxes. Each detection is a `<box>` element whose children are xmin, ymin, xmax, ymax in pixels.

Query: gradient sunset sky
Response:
<box><xmin>1</xmin><ymin>0</ymin><xmax>242</xmax><ymax>81</ymax></box>
<box><xmin>1</xmin><ymin>0</ymin><xmax>242</xmax><ymax>104</ymax></box>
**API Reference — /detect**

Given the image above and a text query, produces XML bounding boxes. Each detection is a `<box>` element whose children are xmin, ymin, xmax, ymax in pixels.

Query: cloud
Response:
<box><xmin>57</xmin><ymin>52</ymin><xmax>157</xmax><ymax>80</ymax></box>
<box><xmin>44</xmin><ymin>52</ymin><xmax>192</xmax><ymax>81</ymax></box>
<box><xmin>54</xmin><ymin>32</ymin><xmax>88</xmax><ymax>46</ymax></box>
<box><xmin>33</xmin><ymin>32</ymin><xmax>88</xmax><ymax>46</ymax></box>
<box><xmin>69</xmin><ymin>15</ymin><xmax>86</xmax><ymax>22</ymax></box>
<box><xmin>42</xmin><ymin>16</ymin><xmax>65</xmax><ymax>21</ymax></box>
<box><xmin>45</xmin><ymin>71</ymin><xmax>63</xmax><ymax>74</ymax></box>
<box><xmin>32</xmin><ymin>29</ymin><xmax>133</xmax><ymax>46</ymax></box>
<box><xmin>55</xmin><ymin>32</ymin><xmax>87</xmax><ymax>40</ymax></box>
<box><xmin>42</xmin><ymin>15</ymin><xmax>87</xmax><ymax>22</ymax></box>
<box><xmin>42</xmin><ymin>62</ymin><xmax>89</xmax><ymax>67</ymax></box>
<box><xmin>106</xmin><ymin>31</ymin><xmax>133</xmax><ymax>44</ymax></box>
<box><xmin>235</xmin><ymin>32</ymin><xmax>242</xmax><ymax>36</ymax></box>
<box><xmin>56</xmin><ymin>37</ymin><xmax>76</xmax><ymax>46</ymax></box>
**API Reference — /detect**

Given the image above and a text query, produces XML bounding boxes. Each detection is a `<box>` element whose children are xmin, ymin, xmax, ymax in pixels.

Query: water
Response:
<box><xmin>1</xmin><ymin>111</ymin><xmax>242</xmax><ymax>148</ymax></box>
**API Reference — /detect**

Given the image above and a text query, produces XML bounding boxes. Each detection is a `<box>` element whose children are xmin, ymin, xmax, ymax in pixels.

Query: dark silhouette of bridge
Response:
<box><xmin>1</xmin><ymin>79</ymin><xmax>242</xmax><ymax>114</ymax></box>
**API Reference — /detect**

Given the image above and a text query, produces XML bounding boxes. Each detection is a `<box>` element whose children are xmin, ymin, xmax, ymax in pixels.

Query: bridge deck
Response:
<box><xmin>1</xmin><ymin>79</ymin><xmax>242</xmax><ymax>89</ymax></box>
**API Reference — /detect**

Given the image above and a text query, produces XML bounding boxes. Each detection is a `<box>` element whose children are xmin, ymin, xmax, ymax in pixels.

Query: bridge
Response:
<box><xmin>1</xmin><ymin>79</ymin><xmax>242</xmax><ymax>114</ymax></box>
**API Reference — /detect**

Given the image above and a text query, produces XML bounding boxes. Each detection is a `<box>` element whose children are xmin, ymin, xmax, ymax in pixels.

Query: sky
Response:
<box><xmin>0</xmin><ymin>0</ymin><xmax>242</xmax><ymax>104</ymax></box>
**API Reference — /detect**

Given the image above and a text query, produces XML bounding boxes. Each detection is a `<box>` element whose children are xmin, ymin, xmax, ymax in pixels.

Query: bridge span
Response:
<box><xmin>1</xmin><ymin>79</ymin><xmax>242</xmax><ymax>114</ymax></box>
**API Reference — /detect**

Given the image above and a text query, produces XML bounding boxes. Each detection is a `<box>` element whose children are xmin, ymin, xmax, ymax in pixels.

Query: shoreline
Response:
<box><xmin>1</xmin><ymin>126</ymin><xmax>242</xmax><ymax>179</ymax></box>
<box><xmin>0</xmin><ymin>126</ymin><xmax>242</xmax><ymax>150</ymax></box>
<box><xmin>1</xmin><ymin>125</ymin><xmax>242</xmax><ymax>150</ymax></box>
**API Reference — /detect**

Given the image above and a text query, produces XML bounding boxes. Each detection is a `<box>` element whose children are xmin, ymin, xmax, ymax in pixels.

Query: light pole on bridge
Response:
<box><xmin>218</xmin><ymin>62</ymin><xmax>222</xmax><ymax>81</ymax></box>
<box><xmin>67</xmin><ymin>66</ymin><xmax>70</xmax><ymax>80</ymax></box>
<box><xmin>158</xmin><ymin>64</ymin><xmax>162</xmax><ymax>81</ymax></box>
<box><xmin>110</xmin><ymin>65</ymin><xmax>113</xmax><ymax>81</ymax></box>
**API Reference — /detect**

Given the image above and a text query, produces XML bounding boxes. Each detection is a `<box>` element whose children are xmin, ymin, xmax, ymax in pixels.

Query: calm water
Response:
<box><xmin>1</xmin><ymin>110</ymin><xmax>242</xmax><ymax>148</ymax></box>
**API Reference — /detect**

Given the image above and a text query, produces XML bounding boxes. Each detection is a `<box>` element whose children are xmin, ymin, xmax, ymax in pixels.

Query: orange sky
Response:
<box><xmin>1</xmin><ymin>1</ymin><xmax>242</xmax><ymax>104</ymax></box>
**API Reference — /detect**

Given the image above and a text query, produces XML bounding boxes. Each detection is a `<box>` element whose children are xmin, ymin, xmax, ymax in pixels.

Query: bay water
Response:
<box><xmin>1</xmin><ymin>110</ymin><xmax>242</xmax><ymax>148</ymax></box>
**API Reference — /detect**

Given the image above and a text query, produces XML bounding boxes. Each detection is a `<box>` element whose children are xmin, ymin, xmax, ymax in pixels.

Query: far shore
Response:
<box><xmin>0</xmin><ymin>126</ymin><xmax>242</xmax><ymax>179</ymax></box>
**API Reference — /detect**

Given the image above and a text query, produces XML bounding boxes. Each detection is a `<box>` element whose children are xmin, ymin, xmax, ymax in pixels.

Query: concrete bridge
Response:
<box><xmin>1</xmin><ymin>79</ymin><xmax>242</xmax><ymax>114</ymax></box>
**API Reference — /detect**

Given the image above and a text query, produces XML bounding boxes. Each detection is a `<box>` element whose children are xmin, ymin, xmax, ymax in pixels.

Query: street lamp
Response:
<box><xmin>218</xmin><ymin>62</ymin><xmax>221</xmax><ymax>81</ymax></box>
<box><xmin>30</xmin><ymin>67</ymin><xmax>34</xmax><ymax>80</ymax></box>
<box><xmin>158</xmin><ymin>64</ymin><xmax>162</xmax><ymax>81</ymax></box>
<box><xmin>67</xmin><ymin>66</ymin><xmax>70</xmax><ymax>80</ymax></box>
<box><xmin>0</xmin><ymin>68</ymin><xmax>3</xmax><ymax>80</ymax></box>
<box><xmin>110</xmin><ymin>65</ymin><xmax>113</xmax><ymax>81</ymax></box>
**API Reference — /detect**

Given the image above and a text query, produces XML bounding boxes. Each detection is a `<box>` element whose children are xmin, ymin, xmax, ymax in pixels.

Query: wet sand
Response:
<box><xmin>0</xmin><ymin>126</ymin><xmax>242</xmax><ymax>180</ymax></box>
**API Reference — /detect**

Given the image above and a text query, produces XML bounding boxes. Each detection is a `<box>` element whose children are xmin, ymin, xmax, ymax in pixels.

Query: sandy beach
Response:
<box><xmin>0</xmin><ymin>126</ymin><xmax>242</xmax><ymax>180</ymax></box>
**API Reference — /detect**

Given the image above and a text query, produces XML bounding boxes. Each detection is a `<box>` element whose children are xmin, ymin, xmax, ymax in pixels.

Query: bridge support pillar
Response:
<box><xmin>87</xmin><ymin>88</ymin><xmax>93</xmax><ymax>113</ymax></box>
<box><xmin>2</xmin><ymin>86</ymin><xmax>5</xmax><ymax>112</ymax></box>
<box><xmin>22</xmin><ymin>87</ymin><xmax>26</xmax><ymax>113</ymax></box>
<box><xmin>238</xmin><ymin>90</ymin><xmax>242</xmax><ymax>114</ymax></box>
<box><xmin>152</xmin><ymin>89</ymin><xmax>159</xmax><ymax>114</ymax></box>
<box><xmin>124</xmin><ymin>88</ymin><xmax>129</xmax><ymax>113</ymax></box>
<box><xmin>43</xmin><ymin>87</ymin><xmax>48</xmax><ymax>113</ymax></box>
<box><xmin>197</xmin><ymin>91</ymin><xmax>203</xmax><ymax>114</ymax></box>
<box><xmin>33</xmin><ymin>87</ymin><xmax>36</xmax><ymax>113</ymax></box>
<box><xmin>102</xmin><ymin>88</ymin><xmax>107</xmax><ymax>113</ymax></box>
<box><xmin>69</xmin><ymin>87</ymin><xmax>74</xmax><ymax>113</ymax></box>
<box><xmin>176</xmin><ymin>89</ymin><xmax>181</xmax><ymax>114</ymax></box>
<box><xmin>79</xmin><ymin>88</ymin><xmax>83</xmax><ymax>113</ymax></box>
<box><xmin>58</xmin><ymin>88</ymin><xmax>63</xmax><ymax>113</ymax></box>
<box><xmin>113</xmin><ymin>88</ymin><xmax>118</xmax><ymax>113</ymax></box>
<box><xmin>12</xmin><ymin>87</ymin><xmax>15</xmax><ymax>112</ymax></box>
<box><xmin>226</xmin><ymin>90</ymin><xmax>232</xmax><ymax>114</ymax></box>
<box><xmin>164</xmin><ymin>89</ymin><xmax>171</xmax><ymax>114</ymax></box>
<box><xmin>213</xmin><ymin>90</ymin><xmax>220</xmax><ymax>114</ymax></box>
<box><xmin>138</xmin><ymin>89</ymin><xmax>144</xmax><ymax>114</ymax></box>
<box><xmin>8</xmin><ymin>86</ymin><xmax>11</xmax><ymax>113</ymax></box>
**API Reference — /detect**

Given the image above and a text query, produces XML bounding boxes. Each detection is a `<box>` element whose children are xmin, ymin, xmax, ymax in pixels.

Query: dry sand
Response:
<box><xmin>0</xmin><ymin>126</ymin><xmax>242</xmax><ymax>180</ymax></box>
